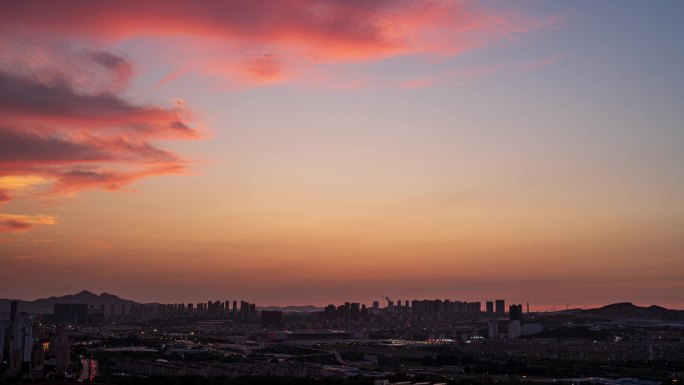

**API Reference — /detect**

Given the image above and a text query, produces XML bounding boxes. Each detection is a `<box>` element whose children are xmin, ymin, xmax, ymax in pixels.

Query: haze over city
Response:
<box><xmin>1</xmin><ymin>1</ymin><xmax>683</xmax><ymax>310</ymax></box>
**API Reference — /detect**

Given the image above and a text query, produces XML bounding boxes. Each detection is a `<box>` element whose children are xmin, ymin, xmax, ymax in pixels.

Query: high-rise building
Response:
<box><xmin>351</xmin><ymin>303</ymin><xmax>360</xmax><ymax>318</ymax></box>
<box><xmin>488</xmin><ymin>320</ymin><xmax>499</xmax><ymax>338</ymax></box>
<box><xmin>521</xmin><ymin>323</ymin><xmax>542</xmax><ymax>336</ymax></box>
<box><xmin>9</xmin><ymin>346</ymin><xmax>22</xmax><ymax>372</ymax></box>
<box><xmin>10</xmin><ymin>312</ymin><xmax>33</xmax><ymax>371</ymax></box>
<box><xmin>323</xmin><ymin>304</ymin><xmax>336</xmax><ymax>319</ymax></box>
<box><xmin>508</xmin><ymin>320</ymin><xmax>522</xmax><ymax>339</ymax></box>
<box><xmin>486</xmin><ymin>301</ymin><xmax>494</xmax><ymax>314</ymax></box>
<box><xmin>239</xmin><ymin>301</ymin><xmax>250</xmax><ymax>319</ymax></box>
<box><xmin>22</xmin><ymin>320</ymin><xmax>33</xmax><ymax>363</ymax></box>
<box><xmin>31</xmin><ymin>341</ymin><xmax>45</xmax><ymax>379</ymax></box>
<box><xmin>55</xmin><ymin>325</ymin><xmax>70</xmax><ymax>373</ymax></box>
<box><xmin>0</xmin><ymin>321</ymin><xmax>5</xmax><ymax>364</ymax></box>
<box><xmin>509</xmin><ymin>304</ymin><xmax>523</xmax><ymax>321</ymax></box>
<box><xmin>10</xmin><ymin>301</ymin><xmax>18</xmax><ymax>322</ymax></box>
<box><xmin>495</xmin><ymin>299</ymin><xmax>505</xmax><ymax>315</ymax></box>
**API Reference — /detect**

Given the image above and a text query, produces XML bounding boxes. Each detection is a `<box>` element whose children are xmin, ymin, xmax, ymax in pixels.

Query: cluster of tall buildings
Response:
<box><xmin>45</xmin><ymin>303</ymin><xmax>151</xmax><ymax>325</ymax></box>
<box><xmin>155</xmin><ymin>300</ymin><xmax>258</xmax><ymax>320</ymax></box>
<box><xmin>43</xmin><ymin>300</ymin><xmax>261</xmax><ymax>327</ymax></box>
<box><xmin>323</xmin><ymin>302</ymin><xmax>367</xmax><ymax>320</ymax></box>
<box><xmin>51</xmin><ymin>303</ymin><xmax>89</xmax><ymax>325</ymax></box>
<box><xmin>485</xmin><ymin>299</ymin><xmax>507</xmax><ymax>315</ymax></box>
<box><xmin>0</xmin><ymin>302</ymin><xmax>70</xmax><ymax>378</ymax></box>
<box><xmin>2</xmin><ymin>302</ymin><xmax>34</xmax><ymax>373</ymax></box>
<box><xmin>321</xmin><ymin>298</ymin><xmax>513</xmax><ymax>321</ymax></box>
<box><xmin>411</xmin><ymin>299</ymin><xmax>482</xmax><ymax>317</ymax></box>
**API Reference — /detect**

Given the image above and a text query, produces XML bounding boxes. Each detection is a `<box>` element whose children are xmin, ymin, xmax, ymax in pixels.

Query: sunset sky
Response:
<box><xmin>1</xmin><ymin>1</ymin><xmax>682</xmax><ymax>309</ymax></box>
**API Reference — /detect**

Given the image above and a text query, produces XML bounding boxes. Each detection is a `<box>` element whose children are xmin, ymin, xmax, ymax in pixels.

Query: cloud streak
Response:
<box><xmin>396</xmin><ymin>54</ymin><xmax>563</xmax><ymax>89</ymax></box>
<box><xmin>0</xmin><ymin>214</ymin><xmax>57</xmax><ymax>233</ymax></box>
<box><xmin>0</xmin><ymin>71</ymin><xmax>195</xmax><ymax>138</ymax></box>
<box><xmin>0</xmin><ymin>1</ymin><xmax>561</xmax><ymax>57</ymax></box>
<box><xmin>0</xmin><ymin>41</ymin><xmax>198</xmax><ymax>231</ymax></box>
<box><xmin>0</xmin><ymin>1</ymin><xmax>562</xmax><ymax>87</ymax></box>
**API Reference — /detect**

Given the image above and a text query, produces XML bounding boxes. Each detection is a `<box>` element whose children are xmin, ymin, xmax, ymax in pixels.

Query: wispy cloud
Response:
<box><xmin>90</xmin><ymin>240</ymin><xmax>114</xmax><ymax>250</ymax></box>
<box><xmin>0</xmin><ymin>40</ymin><xmax>200</xmax><ymax>231</ymax></box>
<box><xmin>396</xmin><ymin>54</ymin><xmax>563</xmax><ymax>89</ymax></box>
<box><xmin>0</xmin><ymin>214</ymin><xmax>57</xmax><ymax>233</ymax></box>
<box><xmin>524</xmin><ymin>55</ymin><xmax>562</xmax><ymax>71</ymax></box>
<box><xmin>0</xmin><ymin>1</ymin><xmax>563</xmax><ymax>88</ymax></box>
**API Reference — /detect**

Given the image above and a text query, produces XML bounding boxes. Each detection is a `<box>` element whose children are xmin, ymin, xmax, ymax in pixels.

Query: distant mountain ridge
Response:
<box><xmin>0</xmin><ymin>290</ymin><xmax>138</xmax><ymax>315</ymax></box>
<box><xmin>580</xmin><ymin>302</ymin><xmax>684</xmax><ymax>321</ymax></box>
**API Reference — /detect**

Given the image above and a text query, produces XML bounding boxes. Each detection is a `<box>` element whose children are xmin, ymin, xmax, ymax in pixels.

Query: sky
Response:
<box><xmin>0</xmin><ymin>1</ymin><xmax>682</xmax><ymax>310</ymax></box>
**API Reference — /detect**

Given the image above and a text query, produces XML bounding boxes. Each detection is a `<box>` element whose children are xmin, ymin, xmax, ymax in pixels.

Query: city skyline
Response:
<box><xmin>1</xmin><ymin>289</ymin><xmax>680</xmax><ymax>313</ymax></box>
<box><xmin>3</xmin><ymin>288</ymin><xmax>680</xmax><ymax>382</ymax></box>
<box><xmin>1</xmin><ymin>1</ymin><xmax>683</xmax><ymax>309</ymax></box>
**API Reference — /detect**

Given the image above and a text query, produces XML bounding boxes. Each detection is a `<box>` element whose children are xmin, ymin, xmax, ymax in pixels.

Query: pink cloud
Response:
<box><xmin>0</xmin><ymin>72</ymin><xmax>196</xmax><ymax>139</ymax></box>
<box><xmin>0</xmin><ymin>41</ymin><xmax>199</xmax><ymax>230</ymax></box>
<box><xmin>0</xmin><ymin>1</ymin><xmax>563</xmax><ymax>88</ymax></box>
<box><xmin>239</xmin><ymin>54</ymin><xmax>288</xmax><ymax>83</ymax></box>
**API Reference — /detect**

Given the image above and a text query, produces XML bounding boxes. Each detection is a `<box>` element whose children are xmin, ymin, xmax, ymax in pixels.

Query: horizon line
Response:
<box><xmin>3</xmin><ymin>290</ymin><xmax>683</xmax><ymax>312</ymax></box>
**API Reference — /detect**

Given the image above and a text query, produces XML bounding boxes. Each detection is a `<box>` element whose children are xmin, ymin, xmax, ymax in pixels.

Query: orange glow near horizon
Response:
<box><xmin>0</xmin><ymin>1</ymin><xmax>682</xmax><ymax>309</ymax></box>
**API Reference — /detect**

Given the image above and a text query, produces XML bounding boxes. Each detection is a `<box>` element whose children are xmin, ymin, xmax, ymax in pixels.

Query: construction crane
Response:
<box><xmin>381</xmin><ymin>295</ymin><xmax>393</xmax><ymax>310</ymax></box>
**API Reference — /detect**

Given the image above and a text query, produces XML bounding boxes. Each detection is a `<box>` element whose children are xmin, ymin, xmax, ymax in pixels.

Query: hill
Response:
<box><xmin>0</xmin><ymin>290</ymin><xmax>139</xmax><ymax>315</ymax></box>
<box><xmin>581</xmin><ymin>302</ymin><xmax>684</xmax><ymax>321</ymax></box>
